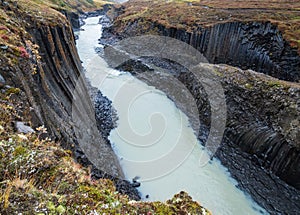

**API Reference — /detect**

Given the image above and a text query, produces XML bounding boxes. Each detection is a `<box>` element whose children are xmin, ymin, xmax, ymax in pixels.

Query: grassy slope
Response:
<box><xmin>0</xmin><ymin>0</ymin><xmax>211</xmax><ymax>214</ymax></box>
<box><xmin>113</xmin><ymin>0</ymin><xmax>300</xmax><ymax>53</ymax></box>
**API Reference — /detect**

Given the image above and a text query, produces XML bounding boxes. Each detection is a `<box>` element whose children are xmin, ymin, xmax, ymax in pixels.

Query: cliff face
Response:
<box><xmin>26</xmin><ymin>20</ymin><xmax>82</xmax><ymax>148</ymax></box>
<box><xmin>0</xmin><ymin>1</ymin><xmax>136</xmax><ymax>195</ymax></box>
<box><xmin>110</xmin><ymin>0</ymin><xmax>300</xmax><ymax>82</ymax></box>
<box><xmin>114</xmin><ymin>19</ymin><xmax>300</xmax><ymax>82</ymax></box>
<box><xmin>177</xmin><ymin>65</ymin><xmax>300</xmax><ymax>188</ymax></box>
<box><xmin>0</xmin><ymin>1</ymin><xmax>82</xmax><ymax>149</ymax></box>
<box><xmin>156</xmin><ymin>21</ymin><xmax>300</xmax><ymax>82</ymax></box>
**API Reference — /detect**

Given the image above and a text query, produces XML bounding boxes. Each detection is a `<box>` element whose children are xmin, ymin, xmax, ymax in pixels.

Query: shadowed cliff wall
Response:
<box><xmin>167</xmin><ymin>22</ymin><xmax>300</xmax><ymax>81</ymax></box>
<box><xmin>116</xmin><ymin>19</ymin><xmax>300</xmax><ymax>82</ymax></box>
<box><xmin>0</xmin><ymin>2</ymin><xmax>140</xmax><ymax>199</ymax></box>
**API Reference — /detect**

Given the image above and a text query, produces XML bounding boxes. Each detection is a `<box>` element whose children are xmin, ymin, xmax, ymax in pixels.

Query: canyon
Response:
<box><xmin>0</xmin><ymin>0</ymin><xmax>299</xmax><ymax>214</ymax></box>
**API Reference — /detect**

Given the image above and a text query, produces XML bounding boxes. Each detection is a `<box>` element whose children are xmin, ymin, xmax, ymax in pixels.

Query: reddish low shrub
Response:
<box><xmin>19</xmin><ymin>46</ymin><xmax>30</xmax><ymax>58</ymax></box>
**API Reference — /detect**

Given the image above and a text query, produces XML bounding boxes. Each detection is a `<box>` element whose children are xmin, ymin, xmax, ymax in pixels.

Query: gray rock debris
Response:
<box><xmin>15</xmin><ymin>121</ymin><xmax>35</xmax><ymax>134</ymax></box>
<box><xmin>0</xmin><ymin>74</ymin><xmax>5</xmax><ymax>88</ymax></box>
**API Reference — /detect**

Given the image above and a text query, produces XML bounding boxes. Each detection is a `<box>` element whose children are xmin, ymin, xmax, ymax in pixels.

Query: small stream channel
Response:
<box><xmin>75</xmin><ymin>16</ymin><xmax>268</xmax><ymax>215</ymax></box>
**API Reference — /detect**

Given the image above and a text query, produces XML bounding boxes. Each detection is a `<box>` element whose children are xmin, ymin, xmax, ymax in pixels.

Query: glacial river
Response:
<box><xmin>75</xmin><ymin>16</ymin><xmax>268</xmax><ymax>215</ymax></box>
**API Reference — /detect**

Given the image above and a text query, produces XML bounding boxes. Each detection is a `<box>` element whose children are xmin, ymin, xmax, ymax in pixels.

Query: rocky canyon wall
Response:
<box><xmin>108</xmin><ymin>16</ymin><xmax>300</xmax><ymax>190</ymax></box>
<box><xmin>0</xmin><ymin>2</ymin><xmax>139</xmax><ymax>199</ymax></box>
<box><xmin>177</xmin><ymin>64</ymin><xmax>300</xmax><ymax>189</ymax></box>
<box><xmin>119</xmin><ymin>20</ymin><xmax>300</xmax><ymax>82</ymax></box>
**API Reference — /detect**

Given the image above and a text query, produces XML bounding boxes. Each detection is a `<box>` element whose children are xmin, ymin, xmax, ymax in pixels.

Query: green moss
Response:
<box><xmin>6</xmin><ymin>88</ymin><xmax>20</xmax><ymax>96</ymax></box>
<box><xmin>47</xmin><ymin>201</ymin><xmax>56</xmax><ymax>211</ymax></box>
<box><xmin>268</xmin><ymin>80</ymin><xmax>282</xmax><ymax>88</ymax></box>
<box><xmin>245</xmin><ymin>83</ymin><xmax>253</xmax><ymax>90</ymax></box>
<box><xmin>77</xmin><ymin>185</ymin><xmax>106</xmax><ymax>201</ymax></box>
<box><xmin>153</xmin><ymin>202</ymin><xmax>174</xmax><ymax>214</ymax></box>
<box><xmin>57</xmin><ymin>181</ymin><xmax>72</xmax><ymax>194</ymax></box>
<box><xmin>13</xmin><ymin>145</ymin><xmax>27</xmax><ymax>156</ymax></box>
<box><xmin>56</xmin><ymin>205</ymin><xmax>66</xmax><ymax>214</ymax></box>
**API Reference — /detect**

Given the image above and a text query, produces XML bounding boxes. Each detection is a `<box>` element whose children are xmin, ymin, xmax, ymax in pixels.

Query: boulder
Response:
<box><xmin>15</xmin><ymin>121</ymin><xmax>35</xmax><ymax>134</ymax></box>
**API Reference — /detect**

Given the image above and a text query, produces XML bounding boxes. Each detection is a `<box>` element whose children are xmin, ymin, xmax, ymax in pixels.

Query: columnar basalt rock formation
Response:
<box><xmin>177</xmin><ymin>64</ymin><xmax>300</xmax><ymax>189</ymax></box>
<box><xmin>0</xmin><ymin>0</ymin><xmax>139</xmax><ymax>199</ymax></box>
<box><xmin>156</xmin><ymin>21</ymin><xmax>300</xmax><ymax>82</ymax></box>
